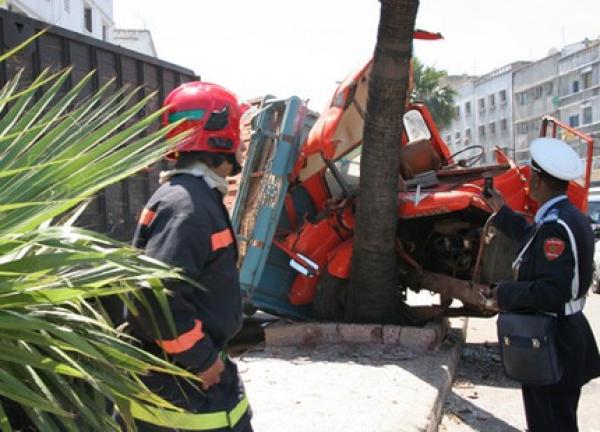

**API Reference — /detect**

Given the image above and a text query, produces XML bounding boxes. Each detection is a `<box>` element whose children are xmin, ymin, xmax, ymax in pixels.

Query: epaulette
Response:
<box><xmin>542</xmin><ymin>208</ymin><xmax>560</xmax><ymax>223</ymax></box>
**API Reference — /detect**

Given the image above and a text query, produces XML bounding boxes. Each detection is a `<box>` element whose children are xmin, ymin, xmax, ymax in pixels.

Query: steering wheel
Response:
<box><xmin>445</xmin><ymin>145</ymin><xmax>485</xmax><ymax>168</ymax></box>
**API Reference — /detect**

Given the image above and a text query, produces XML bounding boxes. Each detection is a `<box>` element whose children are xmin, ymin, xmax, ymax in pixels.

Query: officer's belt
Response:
<box><xmin>130</xmin><ymin>393</ymin><xmax>249</xmax><ymax>430</ymax></box>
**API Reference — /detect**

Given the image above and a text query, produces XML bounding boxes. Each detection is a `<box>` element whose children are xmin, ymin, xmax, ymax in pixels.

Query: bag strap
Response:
<box><xmin>511</xmin><ymin>225</ymin><xmax>542</xmax><ymax>274</ymax></box>
<box><xmin>556</xmin><ymin>218</ymin><xmax>585</xmax><ymax>315</ymax></box>
<box><xmin>511</xmin><ymin>215</ymin><xmax>584</xmax><ymax>316</ymax></box>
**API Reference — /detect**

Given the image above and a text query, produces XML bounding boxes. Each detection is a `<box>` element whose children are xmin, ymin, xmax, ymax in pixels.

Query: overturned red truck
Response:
<box><xmin>231</xmin><ymin>55</ymin><xmax>594</xmax><ymax>322</ymax></box>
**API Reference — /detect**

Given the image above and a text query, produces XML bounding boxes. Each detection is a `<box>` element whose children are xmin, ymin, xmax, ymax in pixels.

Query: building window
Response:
<box><xmin>489</xmin><ymin>122</ymin><xmax>496</xmax><ymax>135</ymax></box>
<box><xmin>583</xmin><ymin>71</ymin><xmax>592</xmax><ymax>89</ymax></box>
<box><xmin>533</xmin><ymin>86</ymin><xmax>543</xmax><ymax>99</ymax></box>
<box><xmin>489</xmin><ymin>94</ymin><xmax>496</xmax><ymax>109</ymax></box>
<box><xmin>530</xmin><ymin>120</ymin><xmax>538</xmax><ymax>133</ymax></box>
<box><xmin>102</xmin><ymin>24</ymin><xmax>108</xmax><ymax>41</ymax></box>
<box><xmin>454</xmin><ymin>106</ymin><xmax>460</xmax><ymax>119</ymax></box>
<box><xmin>569</xmin><ymin>114</ymin><xmax>580</xmax><ymax>127</ymax></box>
<box><xmin>546</xmin><ymin>81</ymin><xmax>554</xmax><ymax>96</ymax></box>
<box><xmin>583</xmin><ymin>106</ymin><xmax>593</xmax><ymax>124</ymax></box>
<box><xmin>453</xmin><ymin>132</ymin><xmax>460</xmax><ymax>147</ymax></box>
<box><xmin>446</xmin><ymin>135</ymin><xmax>452</xmax><ymax>145</ymax></box>
<box><xmin>572</xmin><ymin>80</ymin><xmax>580</xmax><ymax>93</ymax></box>
<box><xmin>478</xmin><ymin>98</ymin><xmax>485</xmax><ymax>112</ymax></box>
<box><xmin>517</xmin><ymin>122</ymin><xmax>528</xmax><ymax>135</ymax></box>
<box><xmin>479</xmin><ymin>125</ymin><xmax>486</xmax><ymax>137</ymax></box>
<box><xmin>465</xmin><ymin>101</ymin><xmax>471</xmax><ymax>115</ymax></box>
<box><xmin>516</xmin><ymin>92</ymin><xmax>527</xmax><ymax>105</ymax></box>
<box><xmin>465</xmin><ymin>128</ymin><xmax>472</xmax><ymax>142</ymax></box>
<box><xmin>499</xmin><ymin>90</ymin><xmax>507</xmax><ymax>104</ymax></box>
<box><xmin>64</xmin><ymin>0</ymin><xmax>70</xmax><ymax>12</ymax></box>
<box><xmin>84</xmin><ymin>6</ymin><xmax>93</xmax><ymax>32</ymax></box>
<box><xmin>500</xmin><ymin>118</ymin><xmax>508</xmax><ymax>132</ymax></box>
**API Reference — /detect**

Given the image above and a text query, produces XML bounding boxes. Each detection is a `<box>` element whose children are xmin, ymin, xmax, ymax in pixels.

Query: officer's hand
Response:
<box><xmin>479</xmin><ymin>284</ymin><xmax>499</xmax><ymax>312</ymax></box>
<box><xmin>484</xmin><ymin>187</ymin><xmax>505</xmax><ymax>213</ymax></box>
<box><xmin>199</xmin><ymin>356</ymin><xmax>225</xmax><ymax>391</ymax></box>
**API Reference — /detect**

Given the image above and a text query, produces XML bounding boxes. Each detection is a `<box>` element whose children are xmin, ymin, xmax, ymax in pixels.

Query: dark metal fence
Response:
<box><xmin>0</xmin><ymin>9</ymin><xmax>198</xmax><ymax>241</ymax></box>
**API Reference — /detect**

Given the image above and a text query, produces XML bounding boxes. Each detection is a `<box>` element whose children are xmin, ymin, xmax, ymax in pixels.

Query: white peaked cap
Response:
<box><xmin>530</xmin><ymin>137</ymin><xmax>584</xmax><ymax>181</ymax></box>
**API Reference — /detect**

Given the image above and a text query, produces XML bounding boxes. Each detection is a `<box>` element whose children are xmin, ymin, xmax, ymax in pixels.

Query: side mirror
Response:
<box><xmin>403</xmin><ymin>110</ymin><xmax>432</xmax><ymax>143</ymax></box>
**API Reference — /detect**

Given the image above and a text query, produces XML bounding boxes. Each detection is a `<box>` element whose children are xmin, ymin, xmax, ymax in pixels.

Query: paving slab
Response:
<box><xmin>238</xmin><ymin>318</ymin><xmax>466</xmax><ymax>432</ymax></box>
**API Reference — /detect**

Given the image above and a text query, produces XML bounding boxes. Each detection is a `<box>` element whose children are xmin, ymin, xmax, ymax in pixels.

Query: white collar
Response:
<box><xmin>534</xmin><ymin>195</ymin><xmax>567</xmax><ymax>224</ymax></box>
<box><xmin>159</xmin><ymin>162</ymin><xmax>229</xmax><ymax>195</ymax></box>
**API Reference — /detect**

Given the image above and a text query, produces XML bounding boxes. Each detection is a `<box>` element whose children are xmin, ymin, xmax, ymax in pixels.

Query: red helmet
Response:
<box><xmin>162</xmin><ymin>81</ymin><xmax>242</xmax><ymax>156</ymax></box>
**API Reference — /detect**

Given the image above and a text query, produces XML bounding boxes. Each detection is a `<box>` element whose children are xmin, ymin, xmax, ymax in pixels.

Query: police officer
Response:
<box><xmin>484</xmin><ymin>137</ymin><xmax>600</xmax><ymax>431</ymax></box>
<box><xmin>126</xmin><ymin>82</ymin><xmax>252</xmax><ymax>431</ymax></box>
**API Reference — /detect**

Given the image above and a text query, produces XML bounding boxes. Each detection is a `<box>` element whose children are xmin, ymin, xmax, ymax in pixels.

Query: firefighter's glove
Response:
<box><xmin>198</xmin><ymin>356</ymin><xmax>225</xmax><ymax>391</ymax></box>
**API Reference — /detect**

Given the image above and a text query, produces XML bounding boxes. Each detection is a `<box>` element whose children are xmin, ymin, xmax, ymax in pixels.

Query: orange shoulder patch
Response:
<box><xmin>211</xmin><ymin>228</ymin><xmax>234</xmax><ymax>251</ymax></box>
<box><xmin>139</xmin><ymin>208</ymin><xmax>156</xmax><ymax>226</ymax></box>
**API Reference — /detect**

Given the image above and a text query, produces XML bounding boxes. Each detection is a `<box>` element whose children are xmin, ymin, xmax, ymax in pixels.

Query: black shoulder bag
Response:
<box><xmin>496</xmin><ymin>222</ymin><xmax>570</xmax><ymax>386</ymax></box>
<box><xmin>497</xmin><ymin>311</ymin><xmax>562</xmax><ymax>385</ymax></box>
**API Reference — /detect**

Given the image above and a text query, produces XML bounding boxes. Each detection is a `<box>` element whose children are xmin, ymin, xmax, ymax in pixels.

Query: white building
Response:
<box><xmin>558</xmin><ymin>40</ymin><xmax>600</xmax><ymax>146</ymax></box>
<box><xmin>440</xmin><ymin>75</ymin><xmax>475</xmax><ymax>156</ymax></box>
<box><xmin>1</xmin><ymin>0</ymin><xmax>156</xmax><ymax>56</ymax></box>
<box><xmin>473</xmin><ymin>62</ymin><xmax>529</xmax><ymax>161</ymax></box>
<box><xmin>441</xmin><ymin>62</ymin><xmax>528</xmax><ymax>164</ymax></box>
<box><xmin>113</xmin><ymin>29</ymin><xmax>157</xmax><ymax>57</ymax></box>
<box><xmin>513</xmin><ymin>52</ymin><xmax>560</xmax><ymax>162</ymax></box>
<box><xmin>3</xmin><ymin>0</ymin><xmax>114</xmax><ymax>41</ymax></box>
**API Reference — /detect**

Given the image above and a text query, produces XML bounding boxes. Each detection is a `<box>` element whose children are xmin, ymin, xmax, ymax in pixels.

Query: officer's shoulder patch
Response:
<box><xmin>544</xmin><ymin>237</ymin><xmax>565</xmax><ymax>261</ymax></box>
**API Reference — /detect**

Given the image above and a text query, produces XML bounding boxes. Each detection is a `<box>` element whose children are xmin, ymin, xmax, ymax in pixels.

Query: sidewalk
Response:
<box><xmin>440</xmin><ymin>294</ymin><xmax>600</xmax><ymax>432</ymax></box>
<box><xmin>238</xmin><ymin>319</ymin><xmax>466</xmax><ymax>432</ymax></box>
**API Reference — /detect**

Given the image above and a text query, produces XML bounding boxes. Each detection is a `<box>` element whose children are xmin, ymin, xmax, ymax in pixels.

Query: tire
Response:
<box><xmin>313</xmin><ymin>271</ymin><xmax>347</xmax><ymax>321</ymax></box>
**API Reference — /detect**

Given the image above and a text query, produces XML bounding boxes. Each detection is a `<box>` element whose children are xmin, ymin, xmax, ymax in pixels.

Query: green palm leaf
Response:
<box><xmin>0</xmin><ymin>34</ymin><xmax>199</xmax><ymax>430</ymax></box>
<box><xmin>411</xmin><ymin>57</ymin><xmax>457</xmax><ymax>129</ymax></box>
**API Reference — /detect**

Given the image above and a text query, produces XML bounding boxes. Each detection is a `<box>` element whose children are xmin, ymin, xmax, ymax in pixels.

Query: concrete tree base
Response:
<box><xmin>264</xmin><ymin>319</ymin><xmax>450</xmax><ymax>352</ymax></box>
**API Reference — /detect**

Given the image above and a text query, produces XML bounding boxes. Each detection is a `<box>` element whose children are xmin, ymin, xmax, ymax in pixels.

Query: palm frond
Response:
<box><xmin>411</xmin><ymin>57</ymin><xmax>457</xmax><ymax>129</ymax></box>
<box><xmin>0</xmin><ymin>35</ymin><xmax>199</xmax><ymax>431</ymax></box>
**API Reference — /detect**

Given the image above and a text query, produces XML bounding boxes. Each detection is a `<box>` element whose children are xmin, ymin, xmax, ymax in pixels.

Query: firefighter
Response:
<box><xmin>126</xmin><ymin>82</ymin><xmax>251</xmax><ymax>431</ymax></box>
<box><xmin>484</xmin><ymin>137</ymin><xmax>600</xmax><ymax>432</ymax></box>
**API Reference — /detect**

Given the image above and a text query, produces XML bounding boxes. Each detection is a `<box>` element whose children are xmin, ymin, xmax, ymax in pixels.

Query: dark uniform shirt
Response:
<box><xmin>129</xmin><ymin>173</ymin><xmax>249</xmax><ymax>430</ymax></box>
<box><xmin>494</xmin><ymin>198</ymin><xmax>600</xmax><ymax>388</ymax></box>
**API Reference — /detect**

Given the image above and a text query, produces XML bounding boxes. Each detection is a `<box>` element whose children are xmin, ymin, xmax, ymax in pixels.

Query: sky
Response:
<box><xmin>114</xmin><ymin>0</ymin><xmax>600</xmax><ymax>112</ymax></box>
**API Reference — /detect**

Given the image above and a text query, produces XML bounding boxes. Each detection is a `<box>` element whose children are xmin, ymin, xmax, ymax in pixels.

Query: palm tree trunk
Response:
<box><xmin>345</xmin><ymin>0</ymin><xmax>419</xmax><ymax>324</ymax></box>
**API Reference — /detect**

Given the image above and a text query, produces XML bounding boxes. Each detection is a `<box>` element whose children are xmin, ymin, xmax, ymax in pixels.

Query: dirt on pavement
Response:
<box><xmin>439</xmin><ymin>341</ymin><xmax>524</xmax><ymax>432</ymax></box>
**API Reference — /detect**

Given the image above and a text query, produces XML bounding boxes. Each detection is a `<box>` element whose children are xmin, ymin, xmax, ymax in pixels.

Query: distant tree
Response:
<box><xmin>412</xmin><ymin>57</ymin><xmax>456</xmax><ymax>129</ymax></box>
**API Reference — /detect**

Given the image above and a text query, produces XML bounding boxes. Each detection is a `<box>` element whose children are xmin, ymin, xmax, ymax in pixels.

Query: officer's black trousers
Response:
<box><xmin>522</xmin><ymin>384</ymin><xmax>581</xmax><ymax>432</ymax></box>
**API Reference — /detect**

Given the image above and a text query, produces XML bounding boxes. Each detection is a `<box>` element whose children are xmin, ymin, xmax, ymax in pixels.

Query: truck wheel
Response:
<box><xmin>313</xmin><ymin>272</ymin><xmax>347</xmax><ymax>321</ymax></box>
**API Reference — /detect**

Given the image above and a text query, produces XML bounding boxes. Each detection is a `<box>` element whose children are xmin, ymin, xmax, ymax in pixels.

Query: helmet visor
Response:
<box><xmin>168</xmin><ymin>109</ymin><xmax>206</xmax><ymax>123</ymax></box>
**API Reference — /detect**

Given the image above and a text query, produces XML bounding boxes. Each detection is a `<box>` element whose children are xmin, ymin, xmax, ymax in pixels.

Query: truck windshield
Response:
<box><xmin>325</xmin><ymin>145</ymin><xmax>362</xmax><ymax>197</ymax></box>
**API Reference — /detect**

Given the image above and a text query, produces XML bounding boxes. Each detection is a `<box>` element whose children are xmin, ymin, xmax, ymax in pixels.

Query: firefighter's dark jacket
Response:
<box><xmin>131</xmin><ymin>173</ymin><xmax>242</xmax><ymax>373</ymax></box>
<box><xmin>493</xmin><ymin>199</ymin><xmax>600</xmax><ymax>388</ymax></box>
